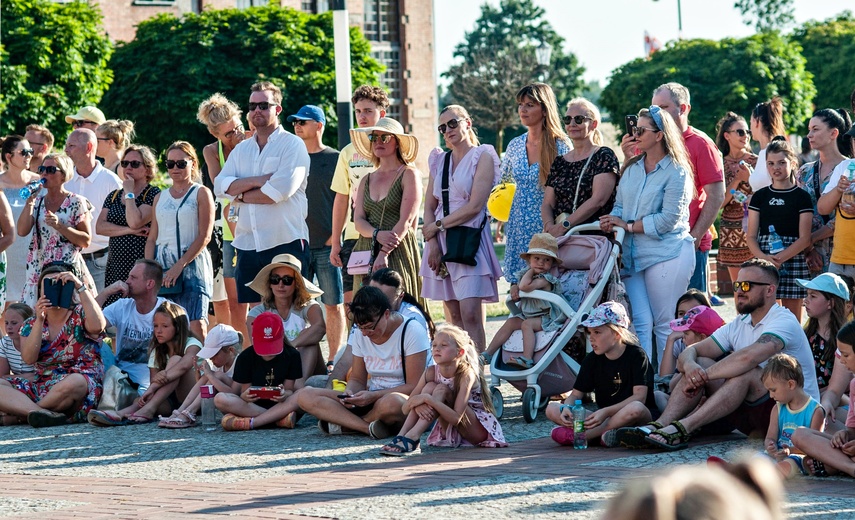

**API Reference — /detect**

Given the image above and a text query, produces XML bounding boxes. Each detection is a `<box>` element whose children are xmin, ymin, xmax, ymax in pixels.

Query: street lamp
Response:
<box><xmin>331</xmin><ymin>0</ymin><xmax>352</xmax><ymax>148</ymax></box>
<box><xmin>535</xmin><ymin>41</ymin><xmax>552</xmax><ymax>80</ymax></box>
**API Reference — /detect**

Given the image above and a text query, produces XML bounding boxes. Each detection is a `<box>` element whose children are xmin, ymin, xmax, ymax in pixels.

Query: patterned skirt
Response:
<box><xmin>758</xmin><ymin>235</ymin><xmax>809</xmax><ymax>300</ymax></box>
<box><xmin>718</xmin><ymin>216</ymin><xmax>752</xmax><ymax>267</ymax></box>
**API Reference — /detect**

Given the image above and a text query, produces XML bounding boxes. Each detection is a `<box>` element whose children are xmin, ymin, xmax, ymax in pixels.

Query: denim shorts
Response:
<box><xmin>168</xmin><ymin>289</ymin><xmax>210</xmax><ymax>323</ymax></box>
<box><xmin>308</xmin><ymin>246</ymin><xmax>344</xmax><ymax>306</ymax></box>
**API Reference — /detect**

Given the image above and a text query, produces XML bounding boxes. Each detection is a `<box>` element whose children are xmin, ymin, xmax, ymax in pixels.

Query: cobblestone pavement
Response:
<box><xmin>3</xmin><ymin>296</ymin><xmax>854</xmax><ymax>518</ymax></box>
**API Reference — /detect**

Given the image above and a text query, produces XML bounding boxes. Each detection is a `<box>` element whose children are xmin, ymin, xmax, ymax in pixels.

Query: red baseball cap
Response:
<box><xmin>252</xmin><ymin>312</ymin><xmax>284</xmax><ymax>356</ymax></box>
<box><xmin>669</xmin><ymin>305</ymin><xmax>725</xmax><ymax>337</ymax></box>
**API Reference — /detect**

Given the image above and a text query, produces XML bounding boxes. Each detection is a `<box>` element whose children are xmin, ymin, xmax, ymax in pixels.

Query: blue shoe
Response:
<box><xmin>710</xmin><ymin>295</ymin><xmax>725</xmax><ymax>306</ymax></box>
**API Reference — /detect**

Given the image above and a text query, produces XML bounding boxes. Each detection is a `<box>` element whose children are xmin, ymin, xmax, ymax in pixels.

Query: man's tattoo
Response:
<box><xmin>757</xmin><ymin>334</ymin><xmax>784</xmax><ymax>351</ymax></box>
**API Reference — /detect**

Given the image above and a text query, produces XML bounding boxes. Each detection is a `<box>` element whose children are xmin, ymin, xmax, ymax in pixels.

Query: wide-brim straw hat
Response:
<box><xmin>520</xmin><ymin>233</ymin><xmax>560</xmax><ymax>262</ymax></box>
<box><xmin>246</xmin><ymin>254</ymin><xmax>323</xmax><ymax>300</ymax></box>
<box><xmin>350</xmin><ymin>117</ymin><xmax>419</xmax><ymax>165</ymax></box>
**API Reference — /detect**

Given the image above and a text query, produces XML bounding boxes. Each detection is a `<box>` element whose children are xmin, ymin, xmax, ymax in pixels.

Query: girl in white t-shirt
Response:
<box><xmin>88</xmin><ymin>302</ymin><xmax>202</xmax><ymax>425</ymax></box>
<box><xmin>0</xmin><ymin>303</ymin><xmax>36</xmax><ymax>379</ymax></box>
<box><xmin>158</xmin><ymin>324</ymin><xmax>242</xmax><ymax>428</ymax></box>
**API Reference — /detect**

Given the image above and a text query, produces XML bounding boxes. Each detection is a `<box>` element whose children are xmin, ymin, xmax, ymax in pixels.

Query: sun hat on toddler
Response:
<box><xmin>580</xmin><ymin>301</ymin><xmax>631</xmax><ymax>329</ymax></box>
<box><xmin>669</xmin><ymin>306</ymin><xmax>725</xmax><ymax>337</ymax></box>
<box><xmin>197</xmin><ymin>324</ymin><xmax>241</xmax><ymax>359</ymax></box>
<box><xmin>520</xmin><ymin>233</ymin><xmax>560</xmax><ymax>262</ymax></box>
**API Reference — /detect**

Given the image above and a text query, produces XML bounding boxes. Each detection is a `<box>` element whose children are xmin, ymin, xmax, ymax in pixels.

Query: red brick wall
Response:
<box><xmin>97</xmin><ymin>0</ymin><xmax>235</xmax><ymax>43</ymax></box>
<box><xmin>399</xmin><ymin>0</ymin><xmax>437</xmax><ymax>174</ymax></box>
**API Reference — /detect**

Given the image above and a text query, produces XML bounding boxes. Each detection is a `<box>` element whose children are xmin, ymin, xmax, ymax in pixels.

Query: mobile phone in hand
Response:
<box><xmin>625</xmin><ymin>115</ymin><xmax>638</xmax><ymax>137</ymax></box>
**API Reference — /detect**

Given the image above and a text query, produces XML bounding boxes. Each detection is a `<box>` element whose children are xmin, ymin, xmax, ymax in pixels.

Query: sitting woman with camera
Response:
<box><xmin>0</xmin><ymin>263</ymin><xmax>105</xmax><ymax>427</ymax></box>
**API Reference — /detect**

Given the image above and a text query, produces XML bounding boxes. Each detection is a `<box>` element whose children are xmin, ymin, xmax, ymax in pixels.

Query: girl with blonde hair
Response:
<box><xmin>96</xmin><ymin>119</ymin><xmax>135</xmax><ymax>177</ymax></box>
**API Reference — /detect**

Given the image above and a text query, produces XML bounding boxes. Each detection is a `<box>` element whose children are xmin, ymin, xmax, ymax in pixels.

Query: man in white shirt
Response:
<box><xmin>64</xmin><ymin>128</ymin><xmax>122</xmax><ymax>293</ymax></box>
<box><xmin>214</xmin><ymin>81</ymin><xmax>311</xmax><ymax>304</ymax></box>
<box><xmin>96</xmin><ymin>259</ymin><xmax>170</xmax><ymax>392</ymax></box>
<box><xmin>618</xmin><ymin>259</ymin><xmax>818</xmax><ymax>450</ymax></box>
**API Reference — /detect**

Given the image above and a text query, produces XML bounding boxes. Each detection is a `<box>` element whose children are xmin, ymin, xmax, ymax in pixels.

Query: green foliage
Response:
<box><xmin>734</xmin><ymin>0</ymin><xmax>795</xmax><ymax>31</ymax></box>
<box><xmin>100</xmin><ymin>6</ymin><xmax>382</xmax><ymax>154</ymax></box>
<box><xmin>600</xmin><ymin>33</ymin><xmax>815</xmax><ymax>138</ymax></box>
<box><xmin>0</xmin><ymin>0</ymin><xmax>113</xmax><ymax>144</ymax></box>
<box><xmin>791</xmin><ymin>11</ymin><xmax>855</xmax><ymax>113</ymax></box>
<box><xmin>444</xmin><ymin>0</ymin><xmax>585</xmax><ymax>152</ymax></box>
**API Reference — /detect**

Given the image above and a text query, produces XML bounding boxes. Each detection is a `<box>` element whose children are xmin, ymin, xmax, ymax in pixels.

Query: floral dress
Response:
<box><xmin>426</xmin><ymin>365</ymin><xmax>507</xmax><ymax>448</ymax></box>
<box><xmin>798</xmin><ymin>160</ymin><xmax>837</xmax><ymax>274</ymax></box>
<box><xmin>718</xmin><ymin>153</ymin><xmax>756</xmax><ymax>267</ymax></box>
<box><xmin>8</xmin><ymin>305</ymin><xmax>104</xmax><ymax>423</ymax></box>
<box><xmin>501</xmin><ymin>134</ymin><xmax>570</xmax><ymax>284</ymax></box>
<box><xmin>545</xmin><ymin>147</ymin><xmax>619</xmax><ymax>223</ymax></box>
<box><xmin>21</xmin><ymin>193</ymin><xmax>95</xmax><ymax>307</ymax></box>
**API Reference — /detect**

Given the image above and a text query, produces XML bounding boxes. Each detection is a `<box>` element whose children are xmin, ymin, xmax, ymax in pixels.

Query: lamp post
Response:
<box><xmin>331</xmin><ymin>0</ymin><xmax>352</xmax><ymax>148</ymax></box>
<box><xmin>535</xmin><ymin>41</ymin><xmax>552</xmax><ymax>81</ymax></box>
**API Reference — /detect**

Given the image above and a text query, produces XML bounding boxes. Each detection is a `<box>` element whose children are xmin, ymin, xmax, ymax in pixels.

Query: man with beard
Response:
<box><xmin>615</xmin><ymin>259</ymin><xmax>818</xmax><ymax>450</ymax></box>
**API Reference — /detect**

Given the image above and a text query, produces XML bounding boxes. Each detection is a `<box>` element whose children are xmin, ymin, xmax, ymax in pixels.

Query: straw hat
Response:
<box><xmin>350</xmin><ymin>117</ymin><xmax>419</xmax><ymax>165</ymax></box>
<box><xmin>246</xmin><ymin>254</ymin><xmax>323</xmax><ymax>300</ymax></box>
<box><xmin>520</xmin><ymin>233</ymin><xmax>559</xmax><ymax>262</ymax></box>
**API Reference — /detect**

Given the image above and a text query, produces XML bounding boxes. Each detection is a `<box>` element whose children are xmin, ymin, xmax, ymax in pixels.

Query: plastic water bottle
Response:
<box><xmin>572</xmin><ymin>400</ymin><xmax>587</xmax><ymax>449</ymax></box>
<box><xmin>19</xmin><ymin>179</ymin><xmax>44</xmax><ymax>199</ymax></box>
<box><xmin>842</xmin><ymin>162</ymin><xmax>855</xmax><ymax>211</ymax></box>
<box><xmin>200</xmin><ymin>384</ymin><xmax>217</xmax><ymax>431</ymax></box>
<box><xmin>768</xmin><ymin>225</ymin><xmax>785</xmax><ymax>255</ymax></box>
<box><xmin>730</xmin><ymin>188</ymin><xmax>748</xmax><ymax>204</ymax></box>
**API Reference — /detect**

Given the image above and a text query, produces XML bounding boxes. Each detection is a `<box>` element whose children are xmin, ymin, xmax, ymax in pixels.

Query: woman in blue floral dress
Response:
<box><xmin>502</xmin><ymin>83</ymin><xmax>570</xmax><ymax>298</ymax></box>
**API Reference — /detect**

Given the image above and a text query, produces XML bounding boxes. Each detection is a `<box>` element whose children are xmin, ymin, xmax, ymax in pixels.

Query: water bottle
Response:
<box><xmin>19</xmin><ymin>179</ymin><xmax>44</xmax><ymax>199</ymax></box>
<box><xmin>227</xmin><ymin>204</ymin><xmax>239</xmax><ymax>223</ymax></box>
<box><xmin>768</xmin><ymin>225</ymin><xmax>785</xmax><ymax>255</ymax></box>
<box><xmin>730</xmin><ymin>188</ymin><xmax>748</xmax><ymax>204</ymax></box>
<box><xmin>572</xmin><ymin>399</ymin><xmax>587</xmax><ymax>449</ymax></box>
<box><xmin>842</xmin><ymin>162</ymin><xmax>855</xmax><ymax>213</ymax></box>
<box><xmin>200</xmin><ymin>384</ymin><xmax>217</xmax><ymax>431</ymax></box>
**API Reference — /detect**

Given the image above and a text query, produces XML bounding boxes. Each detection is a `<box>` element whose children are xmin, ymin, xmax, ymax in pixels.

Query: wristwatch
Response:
<box><xmin>77</xmin><ymin>285</ymin><xmax>88</xmax><ymax>294</ymax></box>
<box><xmin>125</xmin><ymin>192</ymin><xmax>135</xmax><ymax>200</ymax></box>
<box><xmin>435</xmin><ymin>219</ymin><xmax>444</xmax><ymax>231</ymax></box>
<box><xmin>626</xmin><ymin>219</ymin><xmax>635</xmax><ymax>232</ymax></box>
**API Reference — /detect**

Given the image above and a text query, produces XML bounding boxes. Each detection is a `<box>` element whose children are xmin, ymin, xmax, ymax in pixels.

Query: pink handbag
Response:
<box><xmin>346</xmin><ymin>250</ymin><xmax>372</xmax><ymax>275</ymax></box>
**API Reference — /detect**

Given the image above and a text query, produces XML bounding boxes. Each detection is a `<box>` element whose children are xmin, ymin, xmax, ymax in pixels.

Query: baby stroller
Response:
<box><xmin>489</xmin><ymin>223</ymin><xmax>626</xmax><ymax>422</ymax></box>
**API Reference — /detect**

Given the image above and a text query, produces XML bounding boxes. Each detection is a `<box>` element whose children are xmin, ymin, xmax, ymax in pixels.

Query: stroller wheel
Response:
<box><xmin>522</xmin><ymin>387</ymin><xmax>538</xmax><ymax>423</ymax></box>
<box><xmin>490</xmin><ymin>387</ymin><xmax>504</xmax><ymax>419</ymax></box>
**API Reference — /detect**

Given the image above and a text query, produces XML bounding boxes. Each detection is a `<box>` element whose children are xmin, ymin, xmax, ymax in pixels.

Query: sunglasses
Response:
<box><xmin>633</xmin><ymin>126</ymin><xmax>660</xmax><ymax>137</ymax></box>
<box><xmin>38</xmin><ymin>165</ymin><xmax>61</xmax><ymax>175</ymax></box>
<box><xmin>224</xmin><ymin>125</ymin><xmax>245</xmax><ymax>139</ymax></box>
<box><xmin>269</xmin><ymin>274</ymin><xmax>295</xmax><ymax>286</ymax></box>
<box><xmin>165</xmin><ymin>159</ymin><xmax>191</xmax><ymax>169</ymax></box>
<box><xmin>292</xmin><ymin>120</ymin><xmax>315</xmax><ymax>127</ymax></box>
<box><xmin>96</xmin><ymin>137</ymin><xmax>113</xmax><ymax>142</ymax></box>
<box><xmin>368</xmin><ymin>133</ymin><xmax>395</xmax><ymax>144</ymax></box>
<box><xmin>17</xmin><ymin>149</ymin><xmax>34</xmax><ymax>157</ymax></box>
<box><xmin>728</xmin><ymin>129</ymin><xmax>751</xmax><ymax>137</ymax></box>
<box><xmin>248</xmin><ymin>102</ymin><xmax>278</xmax><ymax>112</ymax></box>
<box><xmin>563</xmin><ymin>115</ymin><xmax>592</xmax><ymax>125</ymax></box>
<box><xmin>29</xmin><ymin>141</ymin><xmax>46</xmax><ymax>148</ymax></box>
<box><xmin>733</xmin><ymin>280</ymin><xmax>771</xmax><ymax>293</ymax></box>
<box><xmin>71</xmin><ymin>120</ymin><xmax>94</xmax><ymax>128</ymax></box>
<box><xmin>120</xmin><ymin>160</ymin><xmax>143</xmax><ymax>168</ymax></box>
<box><xmin>437</xmin><ymin>118</ymin><xmax>464</xmax><ymax>134</ymax></box>
<box><xmin>355</xmin><ymin>314</ymin><xmax>383</xmax><ymax>332</ymax></box>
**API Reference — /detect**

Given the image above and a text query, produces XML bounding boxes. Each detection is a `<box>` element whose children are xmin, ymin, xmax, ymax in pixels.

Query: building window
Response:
<box><xmin>363</xmin><ymin>0</ymin><xmax>398</xmax><ymax>43</ymax></box>
<box><xmin>372</xmin><ymin>46</ymin><xmax>401</xmax><ymax>121</ymax></box>
<box><xmin>130</xmin><ymin>0</ymin><xmax>177</xmax><ymax>5</ymax></box>
<box><xmin>236</xmin><ymin>0</ymin><xmax>268</xmax><ymax>8</ymax></box>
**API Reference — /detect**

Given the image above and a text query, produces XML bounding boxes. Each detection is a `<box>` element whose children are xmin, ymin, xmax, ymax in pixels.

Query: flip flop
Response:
<box><xmin>380</xmin><ymin>435</ymin><xmax>420</xmax><ymax>457</ymax></box>
<box><xmin>126</xmin><ymin>412</ymin><xmax>155</xmax><ymax>425</ymax></box>
<box><xmin>87</xmin><ymin>410</ymin><xmax>129</xmax><ymax>427</ymax></box>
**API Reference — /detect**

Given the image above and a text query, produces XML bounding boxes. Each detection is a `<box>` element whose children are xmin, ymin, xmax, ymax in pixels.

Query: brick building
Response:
<box><xmin>95</xmin><ymin>0</ymin><xmax>438</xmax><ymax>169</ymax></box>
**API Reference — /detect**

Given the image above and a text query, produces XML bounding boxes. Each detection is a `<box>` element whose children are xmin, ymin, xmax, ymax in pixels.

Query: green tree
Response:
<box><xmin>734</xmin><ymin>0</ymin><xmax>795</xmax><ymax>31</ymax></box>
<box><xmin>443</xmin><ymin>0</ymin><xmax>585</xmax><ymax>153</ymax></box>
<box><xmin>600</xmin><ymin>32</ymin><xmax>815</xmax><ymax>139</ymax></box>
<box><xmin>0</xmin><ymin>0</ymin><xmax>113</xmax><ymax>143</ymax></box>
<box><xmin>792</xmin><ymin>11</ymin><xmax>855</xmax><ymax>113</ymax></box>
<box><xmin>100</xmin><ymin>6</ymin><xmax>382</xmax><ymax>154</ymax></box>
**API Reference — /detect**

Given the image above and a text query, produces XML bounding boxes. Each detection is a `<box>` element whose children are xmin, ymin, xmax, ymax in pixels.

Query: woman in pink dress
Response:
<box><xmin>420</xmin><ymin>105</ymin><xmax>502</xmax><ymax>353</ymax></box>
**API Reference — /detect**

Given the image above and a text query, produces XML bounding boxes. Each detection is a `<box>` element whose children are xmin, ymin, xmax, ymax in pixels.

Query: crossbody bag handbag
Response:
<box><xmin>158</xmin><ymin>186</ymin><xmax>198</xmax><ymax>296</ymax></box>
<box><xmin>347</xmin><ymin>167</ymin><xmax>402</xmax><ymax>277</ymax></box>
<box><xmin>441</xmin><ymin>152</ymin><xmax>486</xmax><ymax>266</ymax></box>
<box><xmin>555</xmin><ymin>147</ymin><xmax>598</xmax><ymax>226</ymax></box>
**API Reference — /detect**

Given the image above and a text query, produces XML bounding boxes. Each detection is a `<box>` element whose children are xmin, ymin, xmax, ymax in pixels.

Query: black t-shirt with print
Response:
<box><xmin>574</xmin><ymin>343</ymin><xmax>656</xmax><ymax>410</ymax></box>
<box><xmin>232</xmin><ymin>345</ymin><xmax>303</xmax><ymax>408</ymax></box>
<box><xmin>748</xmin><ymin>185</ymin><xmax>813</xmax><ymax>238</ymax></box>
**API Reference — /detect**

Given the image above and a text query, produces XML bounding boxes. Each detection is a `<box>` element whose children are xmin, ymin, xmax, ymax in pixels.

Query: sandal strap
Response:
<box><xmin>670</xmin><ymin>420</ymin><xmax>690</xmax><ymax>438</ymax></box>
<box><xmin>181</xmin><ymin>410</ymin><xmax>197</xmax><ymax>422</ymax></box>
<box><xmin>398</xmin><ymin>436</ymin><xmax>419</xmax><ymax>451</ymax></box>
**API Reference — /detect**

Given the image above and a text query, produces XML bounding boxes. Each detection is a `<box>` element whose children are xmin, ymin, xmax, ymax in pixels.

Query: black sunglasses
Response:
<box><xmin>165</xmin><ymin>159</ymin><xmax>191</xmax><ymax>169</ymax></box>
<box><xmin>728</xmin><ymin>129</ymin><xmax>751</xmax><ymax>137</ymax></box>
<box><xmin>563</xmin><ymin>115</ymin><xmax>592</xmax><ymax>125</ymax></box>
<box><xmin>633</xmin><ymin>126</ymin><xmax>660</xmax><ymax>137</ymax></box>
<box><xmin>269</xmin><ymin>274</ymin><xmax>295</xmax><ymax>286</ymax></box>
<box><xmin>437</xmin><ymin>118</ymin><xmax>464</xmax><ymax>134</ymax></box>
<box><xmin>367</xmin><ymin>133</ymin><xmax>395</xmax><ymax>144</ymax></box>
<box><xmin>120</xmin><ymin>160</ymin><xmax>143</xmax><ymax>168</ymax></box>
<box><xmin>17</xmin><ymin>149</ymin><xmax>35</xmax><ymax>157</ymax></box>
<box><xmin>37</xmin><ymin>165</ymin><xmax>61</xmax><ymax>175</ymax></box>
<box><xmin>733</xmin><ymin>280</ymin><xmax>771</xmax><ymax>293</ymax></box>
<box><xmin>292</xmin><ymin>120</ymin><xmax>313</xmax><ymax>127</ymax></box>
<box><xmin>71</xmin><ymin>120</ymin><xmax>93</xmax><ymax>128</ymax></box>
<box><xmin>248</xmin><ymin>102</ymin><xmax>278</xmax><ymax>112</ymax></box>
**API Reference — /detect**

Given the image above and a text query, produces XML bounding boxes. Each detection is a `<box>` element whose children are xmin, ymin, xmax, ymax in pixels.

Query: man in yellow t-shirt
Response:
<box><xmin>329</xmin><ymin>85</ymin><xmax>389</xmax><ymax>302</ymax></box>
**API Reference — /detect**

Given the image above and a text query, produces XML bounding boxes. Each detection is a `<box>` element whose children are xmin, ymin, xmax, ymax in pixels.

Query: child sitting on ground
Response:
<box><xmin>658</xmin><ymin>290</ymin><xmax>712</xmax><ymax>381</ymax></box>
<box><xmin>88</xmin><ymin>302</ymin><xmax>203</xmax><ymax>425</ymax></box>
<box><xmin>0</xmin><ymin>303</ymin><xmax>36</xmax><ymax>379</ymax></box>
<box><xmin>158</xmin><ymin>324</ymin><xmax>242</xmax><ymax>428</ymax></box>
<box><xmin>380</xmin><ymin>324</ymin><xmax>507</xmax><ymax>456</ymax></box>
<box><xmin>545</xmin><ymin>301</ymin><xmax>658</xmax><ymax>447</ymax></box>
<box><xmin>761</xmin><ymin>353</ymin><xmax>824</xmax><ymax>478</ymax></box>
<box><xmin>484</xmin><ymin>233</ymin><xmax>567</xmax><ymax>369</ymax></box>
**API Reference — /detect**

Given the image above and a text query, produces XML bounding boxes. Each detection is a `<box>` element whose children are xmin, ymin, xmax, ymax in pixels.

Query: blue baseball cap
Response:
<box><xmin>796</xmin><ymin>273</ymin><xmax>850</xmax><ymax>301</ymax></box>
<box><xmin>287</xmin><ymin>105</ymin><xmax>325</xmax><ymax>124</ymax></box>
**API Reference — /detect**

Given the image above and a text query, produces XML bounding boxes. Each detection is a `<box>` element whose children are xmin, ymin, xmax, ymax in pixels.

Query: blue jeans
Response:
<box><xmin>307</xmin><ymin>246</ymin><xmax>344</xmax><ymax>306</ymax></box>
<box><xmin>688</xmin><ymin>249</ymin><xmax>708</xmax><ymax>292</ymax></box>
<box><xmin>84</xmin><ymin>253</ymin><xmax>108</xmax><ymax>293</ymax></box>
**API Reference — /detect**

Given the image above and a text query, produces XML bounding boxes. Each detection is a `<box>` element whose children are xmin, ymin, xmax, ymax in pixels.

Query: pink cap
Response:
<box><xmin>669</xmin><ymin>305</ymin><xmax>725</xmax><ymax>336</ymax></box>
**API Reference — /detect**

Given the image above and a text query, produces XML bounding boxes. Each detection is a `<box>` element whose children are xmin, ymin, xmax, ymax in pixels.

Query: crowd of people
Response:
<box><xmin>1</xmin><ymin>78</ymin><xmax>855</xmax><ymax>481</ymax></box>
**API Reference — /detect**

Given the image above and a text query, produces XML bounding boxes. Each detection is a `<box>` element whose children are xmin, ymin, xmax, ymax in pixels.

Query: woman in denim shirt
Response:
<box><xmin>601</xmin><ymin>107</ymin><xmax>695</xmax><ymax>365</ymax></box>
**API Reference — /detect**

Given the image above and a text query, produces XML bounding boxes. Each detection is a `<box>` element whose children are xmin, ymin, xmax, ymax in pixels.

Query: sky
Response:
<box><xmin>432</xmin><ymin>0</ymin><xmax>853</xmax><ymax>86</ymax></box>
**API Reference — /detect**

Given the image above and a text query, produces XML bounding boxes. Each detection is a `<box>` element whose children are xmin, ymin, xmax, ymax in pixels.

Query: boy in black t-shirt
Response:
<box><xmin>215</xmin><ymin>312</ymin><xmax>302</xmax><ymax>430</ymax></box>
<box><xmin>545</xmin><ymin>301</ymin><xmax>657</xmax><ymax>447</ymax></box>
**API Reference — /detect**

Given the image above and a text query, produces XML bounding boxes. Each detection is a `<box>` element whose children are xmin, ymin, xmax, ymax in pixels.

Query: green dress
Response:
<box><xmin>354</xmin><ymin>170</ymin><xmax>425</xmax><ymax>308</ymax></box>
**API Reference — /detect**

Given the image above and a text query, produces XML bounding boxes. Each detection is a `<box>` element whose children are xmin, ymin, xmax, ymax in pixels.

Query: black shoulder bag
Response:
<box><xmin>440</xmin><ymin>152</ymin><xmax>487</xmax><ymax>266</ymax></box>
<box><xmin>399</xmin><ymin>317</ymin><xmax>413</xmax><ymax>381</ymax></box>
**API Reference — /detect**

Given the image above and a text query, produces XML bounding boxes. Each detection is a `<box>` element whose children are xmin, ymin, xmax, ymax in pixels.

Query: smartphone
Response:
<box><xmin>337</xmin><ymin>394</ymin><xmax>350</xmax><ymax>400</ymax></box>
<box><xmin>625</xmin><ymin>115</ymin><xmax>638</xmax><ymax>137</ymax></box>
<box><xmin>43</xmin><ymin>278</ymin><xmax>75</xmax><ymax>309</ymax></box>
<box><xmin>249</xmin><ymin>386</ymin><xmax>281</xmax><ymax>399</ymax></box>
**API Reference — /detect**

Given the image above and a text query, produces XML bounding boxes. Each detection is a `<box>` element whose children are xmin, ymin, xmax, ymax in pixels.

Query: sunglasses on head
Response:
<box><xmin>120</xmin><ymin>160</ymin><xmax>143</xmax><ymax>168</ymax></box>
<box><xmin>38</xmin><ymin>165</ymin><xmax>61</xmax><ymax>175</ymax></box>
<box><xmin>733</xmin><ymin>280</ymin><xmax>771</xmax><ymax>293</ymax></box>
<box><xmin>248</xmin><ymin>101</ymin><xmax>278</xmax><ymax>112</ymax></box>
<box><xmin>269</xmin><ymin>274</ymin><xmax>295</xmax><ymax>286</ymax></box>
<box><xmin>71</xmin><ymin>120</ymin><xmax>93</xmax><ymax>128</ymax></box>
<box><xmin>563</xmin><ymin>115</ymin><xmax>592</xmax><ymax>125</ymax></box>
<box><xmin>437</xmin><ymin>118</ymin><xmax>464</xmax><ymax>134</ymax></box>
<box><xmin>165</xmin><ymin>159</ymin><xmax>191</xmax><ymax>169</ymax></box>
<box><xmin>729</xmin><ymin>128</ymin><xmax>750</xmax><ymax>137</ymax></box>
<box><xmin>17</xmin><ymin>149</ymin><xmax>34</xmax><ymax>157</ymax></box>
<box><xmin>224</xmin><ymin>125</ymin><xmax>245</xmax><ymax>139</ymax></box>
<box><xmin>367</xmin><ymin>133</ymin><xmax>395</xmax><ymax>144</ymax></box>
